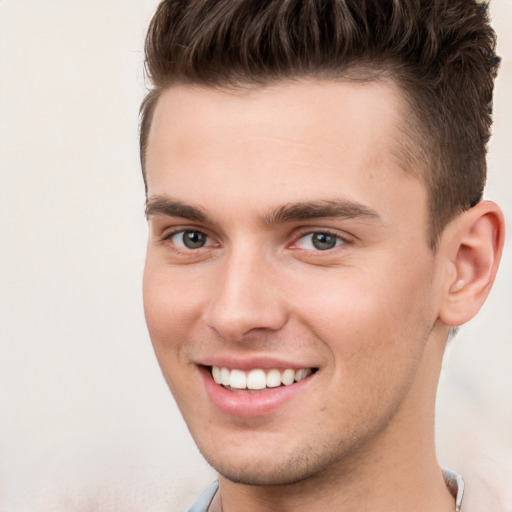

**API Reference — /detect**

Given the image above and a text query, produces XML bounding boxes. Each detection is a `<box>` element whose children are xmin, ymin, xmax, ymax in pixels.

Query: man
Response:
<box><xmin>140</xmin><ymin>1</ymin><xmax>505</xmax><ymax>511</ymax></box>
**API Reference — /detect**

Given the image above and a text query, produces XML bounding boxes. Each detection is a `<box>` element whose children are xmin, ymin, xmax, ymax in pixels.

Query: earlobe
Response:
<box><xmin>439</xmin><ymin>201</ymin><xmax>505</xmax><ymax>327</ymax></box>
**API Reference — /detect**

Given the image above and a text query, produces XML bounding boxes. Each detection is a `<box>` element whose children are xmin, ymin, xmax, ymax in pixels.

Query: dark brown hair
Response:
<box><xmin>140</xmin><ymin>0</ymin><xmax>500</xmax><ymax>248</ymax></box>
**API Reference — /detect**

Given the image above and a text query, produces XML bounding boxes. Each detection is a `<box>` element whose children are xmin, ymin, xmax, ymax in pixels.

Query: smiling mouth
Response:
<box><xmin>209</xmin><ymin>366</ymin><xmax>317</xmax><ymax>392</ymax></box>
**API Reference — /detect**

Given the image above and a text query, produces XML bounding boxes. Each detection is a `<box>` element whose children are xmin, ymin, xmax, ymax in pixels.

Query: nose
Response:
<box><xmin>202</xmin><ymin>246</ymin><xmax>288</xmax><ymax>343</ymax></box>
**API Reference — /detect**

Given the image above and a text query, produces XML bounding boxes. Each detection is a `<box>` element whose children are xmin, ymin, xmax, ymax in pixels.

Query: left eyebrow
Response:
<box><xmin>263</xmin><ymin>199</ymin><xmax>381</xmax><ymax>225</ymax></box>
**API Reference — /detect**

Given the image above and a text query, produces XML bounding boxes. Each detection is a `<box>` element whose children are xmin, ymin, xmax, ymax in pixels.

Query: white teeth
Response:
<box><xmin>247</xmin><ymin>369</ymin><xmax>266</xmax><ymax>390</ymax></box>
<box><xmin>281</xmin><ymin>369</ymin><xmax>295</xmax><ymax>386</ymax></box>
<box><xmin>266</xmin><ymin>369</ymin><xmax>282</xmax><ymax>388</ymax></box>
<box><xmin>212</xmin><ymin>366</ymin><xmax>222</xmax><ymax>384</ymax></box>
<box><xmin>295</xmin><ymin>368</ymin><xmax>311</xmax><ymax>382</ymax></box>
<box><xmin>220</xmin><ymin>367</ymin><xmax>230</xmax><ymax>386</ymax></box>
<box><xmin>210</xmin><ymin>366</ymin><xmax>314</xmax><ymax>390</ymax></box>
<box><xmin>229</xmin><ymin>369</ymin><xmax>247</xmax><ymax>389</ymax></box>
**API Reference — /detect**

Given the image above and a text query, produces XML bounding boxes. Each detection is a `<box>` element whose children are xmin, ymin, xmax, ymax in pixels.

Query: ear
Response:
<box><xmin>438</xmin><ymin>201</ymin><xmax>505</xmax><ymax>327</ymax></box>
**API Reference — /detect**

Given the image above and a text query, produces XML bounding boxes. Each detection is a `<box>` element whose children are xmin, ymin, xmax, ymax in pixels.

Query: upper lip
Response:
<box><xmin>196</xmin><ymin>355</ymin><xmax>319</xmax><ymax>371</ymax></box>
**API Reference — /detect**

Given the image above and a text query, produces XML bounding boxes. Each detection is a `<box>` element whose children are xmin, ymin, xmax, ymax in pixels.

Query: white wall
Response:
<box><xmin>0</xmin><ymin>1</ymin><xmax>510</xmax><ymax>510</ymax></box>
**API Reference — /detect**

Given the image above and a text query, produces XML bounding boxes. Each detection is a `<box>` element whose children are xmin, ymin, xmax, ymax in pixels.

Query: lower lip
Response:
<box><xmin>200</xmin><ymin>367</ymin><xmax>315</xmax><ymax>417</ymax></box>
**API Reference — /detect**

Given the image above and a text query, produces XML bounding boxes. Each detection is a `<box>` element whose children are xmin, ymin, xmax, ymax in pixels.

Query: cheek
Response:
<box><xmin>143</xmin><ymin>259</ymin><xmax>198</xmax><ymax>362</ymax></box>
<box><xmin>143</xmin><ymin>264</ymin><xmax>202</xmax><ymax>405</ymax></box>
<box><xmin>298</xmin><ymin>270</ymin><xmax>435</xmax><ymax>428</ymax></box>
<box><xmin>294</xmin><ymin>259</ymin><xmax>436</xmax><ymax>367</ymax></box>
<box><xmin>143</xmin><ymin>255</ymin><xmax>206</xmax><ymax>330</ymax></box>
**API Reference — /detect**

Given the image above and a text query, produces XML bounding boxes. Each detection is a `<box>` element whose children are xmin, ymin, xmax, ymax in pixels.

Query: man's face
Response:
<box><xmin>143</xmin><ymin>79</ymin><xmax>447</xmax><ymax>485</ymax></box>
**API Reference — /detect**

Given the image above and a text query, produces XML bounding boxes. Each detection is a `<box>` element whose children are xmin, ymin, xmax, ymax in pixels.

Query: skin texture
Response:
<box><xmin>142</xmin><ymin>80</ymin><xmax>504</xmax><ymax>512</ymax></box>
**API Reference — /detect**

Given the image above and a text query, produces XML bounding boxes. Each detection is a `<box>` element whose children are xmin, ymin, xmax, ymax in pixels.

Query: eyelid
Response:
<box><xmin>159</xmin><ymin>223</ymin><xmax>208</xmax><ymax>240</ymax></box>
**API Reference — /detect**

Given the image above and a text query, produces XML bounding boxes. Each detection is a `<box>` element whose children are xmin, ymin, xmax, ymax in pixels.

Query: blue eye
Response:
<box><xmin>296</xmin><ymin>232</ymin><xmax>344</xmax><ymax>251</ymax></box>
<box><xmin>170</xmin><ymin>230</ymin><xmax>209</xmax><ymax>249</ymax></box>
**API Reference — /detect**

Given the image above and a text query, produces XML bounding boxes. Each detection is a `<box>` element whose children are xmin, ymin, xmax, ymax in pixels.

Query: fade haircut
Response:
<box><xmin>140</xmin><ymin>0</ymin><xmax>500</xmax><ymax>249</ymax></box>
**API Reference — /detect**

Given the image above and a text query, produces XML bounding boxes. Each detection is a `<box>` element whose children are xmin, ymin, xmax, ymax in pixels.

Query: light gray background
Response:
<box><xmin>1</xmin><ymin>1</ymin><xmax>511</xmax><ymax>510</ymax></box>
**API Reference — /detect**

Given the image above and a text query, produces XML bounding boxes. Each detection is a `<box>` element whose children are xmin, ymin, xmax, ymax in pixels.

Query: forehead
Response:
<box><xmin>147</xmin><ymin>79</ymin><xmax>407</xmax><ymax>169</ymax></box>
<box><xmin>145</xmin><ymin>79</ymin><xmax>425</xmax><ymax>225</ymax></box>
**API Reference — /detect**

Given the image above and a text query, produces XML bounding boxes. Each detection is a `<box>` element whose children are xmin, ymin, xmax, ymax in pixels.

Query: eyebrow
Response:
<box><xmin>145</xmin><ymin>196</ymin><xmax>207</xmax><ymax>222</ymax></box>
<box><xmin>263</xmin><ymin>199</ymin><xmax>381</xmax><ymax>225</ymax></box>
<box><xmin>145</xmin><ymin>196</ymin><xmax>381</xmax><ymax>225</ymax></box>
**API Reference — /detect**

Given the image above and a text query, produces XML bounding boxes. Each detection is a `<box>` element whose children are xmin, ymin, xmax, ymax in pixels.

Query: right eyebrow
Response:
<box><xmin>145</xmin><ymin>196</ymin><xmax>208</xmax><ymax>222</ymax></box>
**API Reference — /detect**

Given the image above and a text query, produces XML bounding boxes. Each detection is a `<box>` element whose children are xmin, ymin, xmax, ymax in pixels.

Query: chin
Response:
<box><xmin>198</xmin><ymin>441</ymin><xmax>352</xmax><ymax>487</ymax></box>
<box><xmin>207</xmin><ymin>460</ymin><xmax>317</xmax><ymax>486</ymax></box>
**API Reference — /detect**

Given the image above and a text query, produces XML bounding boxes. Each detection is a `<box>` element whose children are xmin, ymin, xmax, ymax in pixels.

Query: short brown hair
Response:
<box><xmin>140</xmin><ymin>0</ymin><xmax>500</xmax><ymax>248</ymax></box>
